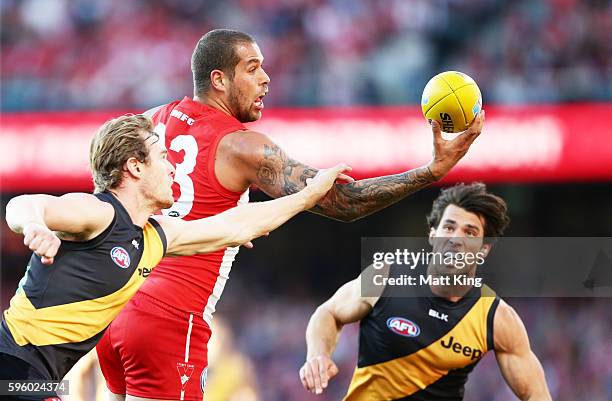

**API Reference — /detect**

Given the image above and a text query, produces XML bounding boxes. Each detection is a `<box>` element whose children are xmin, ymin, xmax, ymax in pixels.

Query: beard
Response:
<box><xmin>227</xmin><ymin>83</ymin><xmax>259</xmax><ymax>123</ymax></box>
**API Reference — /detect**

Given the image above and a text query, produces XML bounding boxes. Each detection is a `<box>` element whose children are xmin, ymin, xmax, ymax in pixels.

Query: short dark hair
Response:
<box><xmin>426</xmin><ymin>182</ymin><xmax>510</xmax><ymax>239</ymax></box>
<box><xmin>191</xmin><ymin>29</ymin><xmax>255</xmax><ymax>95</ymax></box>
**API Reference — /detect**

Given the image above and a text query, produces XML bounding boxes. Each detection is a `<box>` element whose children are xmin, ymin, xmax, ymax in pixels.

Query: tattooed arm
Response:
<box><xmin>229</xmin><ymin>112</ymin><xmax>485</xmax><ymax>222</ymax></box>
<box><xmin>253</xmin><ymin>141</ymin><xmax>434</xmax><ymax>221</ymax></box>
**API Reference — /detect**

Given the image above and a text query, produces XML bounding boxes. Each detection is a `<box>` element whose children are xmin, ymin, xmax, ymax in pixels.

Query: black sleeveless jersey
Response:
<box><xmin>345</xmin><ymin>269</ymin><xmax>499</xmax><ymax>401</ymax></box>
<box><xmin>0</xmin><ymin>192</ymin><xmax>166</xmax><ymax>380</ymax></box>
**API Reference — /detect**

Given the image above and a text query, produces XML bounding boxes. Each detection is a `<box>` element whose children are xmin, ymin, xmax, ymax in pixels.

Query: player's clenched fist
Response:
<box><xmin>299</xmin><ymin>355</ymin><xmax>339</xmax><ymax>395</ymax></box>
<box><xmin>23</xmin><ymin>223</ymin><xmax>60</xmax><ymax>265</ymax></box>
<box><xmin>303</xmin><ymin>164</ymin><xmax>352</xmax><ymax>209</ymax></box>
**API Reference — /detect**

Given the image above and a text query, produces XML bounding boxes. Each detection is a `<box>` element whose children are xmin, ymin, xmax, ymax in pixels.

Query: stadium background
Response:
<box><xmin>1</xmin><ymin>0</ymin><xmax>611</xmax><ymax>400</ymax></box>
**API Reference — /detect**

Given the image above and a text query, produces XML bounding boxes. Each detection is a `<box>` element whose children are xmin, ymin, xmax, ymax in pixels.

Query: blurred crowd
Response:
<box><xmin>1</xmin><ymin>0</ymin><xmax>610</xmax><ymax>111</ymax></box>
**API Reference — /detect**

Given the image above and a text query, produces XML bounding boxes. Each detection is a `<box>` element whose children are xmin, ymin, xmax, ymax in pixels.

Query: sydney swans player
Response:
<box><xmin>96</xmin><ymin>29</ymin><xmax>485</xmax><ymax>401</ymax></box>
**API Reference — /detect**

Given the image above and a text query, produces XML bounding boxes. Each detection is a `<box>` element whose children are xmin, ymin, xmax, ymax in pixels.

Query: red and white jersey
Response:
<box><xmin>138</xmin><ymin>97</ymin><xmax>248</xmax><ymax>325</ymax></box>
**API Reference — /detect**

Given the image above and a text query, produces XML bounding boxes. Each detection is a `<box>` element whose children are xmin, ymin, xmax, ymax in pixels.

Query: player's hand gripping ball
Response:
<box><xmin>421</xmin><ymin>71</ymin><xmax>482</xmax><ymax>133</ymax></box>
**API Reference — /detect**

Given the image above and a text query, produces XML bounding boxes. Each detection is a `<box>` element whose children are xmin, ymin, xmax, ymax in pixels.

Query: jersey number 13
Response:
<box><xmin>154</xmin><ymin>122</ymin><xmax>199</xmax><ymax>218</ymax></box>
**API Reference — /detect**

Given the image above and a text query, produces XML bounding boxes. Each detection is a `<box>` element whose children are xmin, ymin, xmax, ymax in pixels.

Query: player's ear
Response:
<box><xmin>428</xmin><ymin>227</ymin><xmax>436</xmax><ymax>246</ymax></box>
<box><xmin>210</xmin><ymin>69</ymin><xmax>227</xmax><ymax>93</ymax></box>
<box><xmin>124</xmin><ymin>157</ymin><xmax>143</xmax><ymax>178</ymax></box>
<box><xmin>479</xmin><ymin>243</ymin><xmax>492</xmax><ymax>258</ymax></box>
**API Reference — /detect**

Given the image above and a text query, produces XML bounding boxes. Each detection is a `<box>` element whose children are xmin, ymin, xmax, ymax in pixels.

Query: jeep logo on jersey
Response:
<box><xmin>110</xmin><ymin>247</ymin><xmax>130</xmax><ymax>269</ymax></box>
<box><xmin>441</xmin><ymin>336</ymin><xmax>483</xmax><ymax>360</ymax></box>
<box><xmin>386</xmin><ymin>317</ymin><xmax>420</xmax><ymax>337</ymax></box>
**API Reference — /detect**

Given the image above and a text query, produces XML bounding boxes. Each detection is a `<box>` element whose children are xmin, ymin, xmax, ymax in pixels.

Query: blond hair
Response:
<box><xmin>89</xmin><ymin>114</ymin><xmax>155</xmax><ymax>193</ymax></box>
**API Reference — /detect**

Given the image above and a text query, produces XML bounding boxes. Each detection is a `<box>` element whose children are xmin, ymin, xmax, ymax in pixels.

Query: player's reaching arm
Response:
<box><xmin>5</xmin><ymin>193</ymin><xmax>114</xmax><ymax>264</ymax></box>
<box><xmin>493</xmin><ymin>301</ymin><xmax>553</xmax><ymax>401</ymax></box>
<box><xmin>157</xmin><ymin>164</ymin><xmax>351</xmax><ymax>256</ymax></box>
<box><xmin>232</xmin><ymin>111</ymin><xmax>484</xmax><ymax>222</ymax></box>
<box><xmin>300</xmin><ymin>274</ymin><xmax>380</xmax><ymax>394</ymax></box>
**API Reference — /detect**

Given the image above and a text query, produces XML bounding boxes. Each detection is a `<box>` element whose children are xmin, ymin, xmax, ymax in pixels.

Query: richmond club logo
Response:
<box><xmin>386</xmin><ymin>317</ymin><xmax>420</xmax><ymax>337</ymax></box>
<box><xmin>110</xmin><ymin>246</ymin><xmax>130</xmax><ymax>269</ymax></box>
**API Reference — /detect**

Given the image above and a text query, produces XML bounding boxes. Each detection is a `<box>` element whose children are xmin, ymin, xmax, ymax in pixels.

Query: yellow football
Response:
<box><xmin>421</xmin><ymin>71</ymin><xmax>482</xmax><ymax>133</ymax></box>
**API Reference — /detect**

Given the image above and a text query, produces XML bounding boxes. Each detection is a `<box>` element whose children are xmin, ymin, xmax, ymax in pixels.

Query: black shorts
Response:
<box><xmin>0</xmin><ymin>353</ymin><xmax>59</xmax><ymax>401</ymax></box>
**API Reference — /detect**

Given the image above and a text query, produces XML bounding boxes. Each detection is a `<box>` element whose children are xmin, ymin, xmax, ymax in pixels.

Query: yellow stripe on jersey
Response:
<box><xmin>344</xmin><ymin>290</ymin><xmax>496</xmax><ymax>401</ymax></box>
<box><xmin>4</xmin><ymin>222</ymin><xmax>164</xmax><ymax>346</ymax></box>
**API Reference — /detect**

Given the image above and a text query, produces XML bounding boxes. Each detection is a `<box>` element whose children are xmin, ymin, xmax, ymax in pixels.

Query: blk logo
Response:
<box><xmin>429</xmin><ymin>308</ymin><xmax>449</xmax><ymax>322</ymax></box>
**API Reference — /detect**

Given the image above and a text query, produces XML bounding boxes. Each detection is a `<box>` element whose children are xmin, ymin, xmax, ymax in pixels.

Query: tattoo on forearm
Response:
<box><xmin>299</xmin><ymin>166</ymin><xmax>318</xmax><ymax>184</ymax></box>
<box><xmin>311</xmin><ymin>167</ymin><xmax>435</xmax><ymax>222</ymax></box>
<box><xmin>255</xmin><ymin>143</ymin><xmax>436</xmax><ymax>222</ymax></box>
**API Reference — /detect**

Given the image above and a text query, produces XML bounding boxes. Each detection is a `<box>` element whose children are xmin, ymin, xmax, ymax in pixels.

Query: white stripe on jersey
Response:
<box><xmin>180</xmin><ymin>313</ymin><xmax>194</xmax><ymax>401</ymax></box>
<box><xmin>202</xmin><ymin>189</ymin><xmax>250</xmax><ymax>326</ymax></box>
<box><xmin>184</xmin><ymin>313</ymin><xmax>194</xmax><ymax>363</ymax></box>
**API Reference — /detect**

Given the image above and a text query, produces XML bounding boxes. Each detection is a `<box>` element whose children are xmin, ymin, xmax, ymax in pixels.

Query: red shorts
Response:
<box><xmin>96</xmin><ymin>291</ymin><xmax>211</xmax><ymax>401</ymax></box>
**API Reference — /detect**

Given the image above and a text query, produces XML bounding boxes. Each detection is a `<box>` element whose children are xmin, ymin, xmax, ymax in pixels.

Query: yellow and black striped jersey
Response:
<box><xmin>345</xmin><ymin>267</ymin><xmax>499</xmax><ymax>401</ymax></box>
<box><xmin>0</xmin><ymin>192</ymin><xmax>166</xmax><ymax>380</ymax></box>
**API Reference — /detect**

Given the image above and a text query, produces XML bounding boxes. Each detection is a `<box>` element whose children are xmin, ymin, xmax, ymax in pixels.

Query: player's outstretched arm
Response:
<box><xmin>493</xmin><ymin>301</ymin><xmax>553</xmax><ymax>401</ymax></box>
<box><xmin>300</xmin><ymin>276</ymin><xmax>377</xmax><ymax>394</ymax></box>
<box><xmin>5</xmin><ymin>193</ymin><xmax>114</xmax><ymax>264</ymax></box>
<box><xmin>157</xmin><ymin>164</ymin><xmax>351</xmax><ymax>256</ymax></box>
<box><xmin>233</xmin><ymin>111</ymin><xmax>484</xmax><ymax>222</ymax></box>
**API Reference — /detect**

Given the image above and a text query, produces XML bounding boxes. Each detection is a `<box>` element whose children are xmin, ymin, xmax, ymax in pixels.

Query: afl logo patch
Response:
<box><xmin>386</xmin><ymin>317</ymin><xmax>420</xmax><ymax>337</ymax></box>
<box><xmin>200</xmin><ymin>367</ymin><xmax>208</xmax><ymax>393</ymax></box>
<box><xmin>110</xmin><ymin>246</ymin><xmax>130</xmax><ymax>268</ymax></box>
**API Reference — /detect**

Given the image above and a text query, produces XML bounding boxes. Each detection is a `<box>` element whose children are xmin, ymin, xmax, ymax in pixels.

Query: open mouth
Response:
<box><xmin>254</xmin><ymin>94</ymin><xmax>266</xmax><ymax>110</ymax></box>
